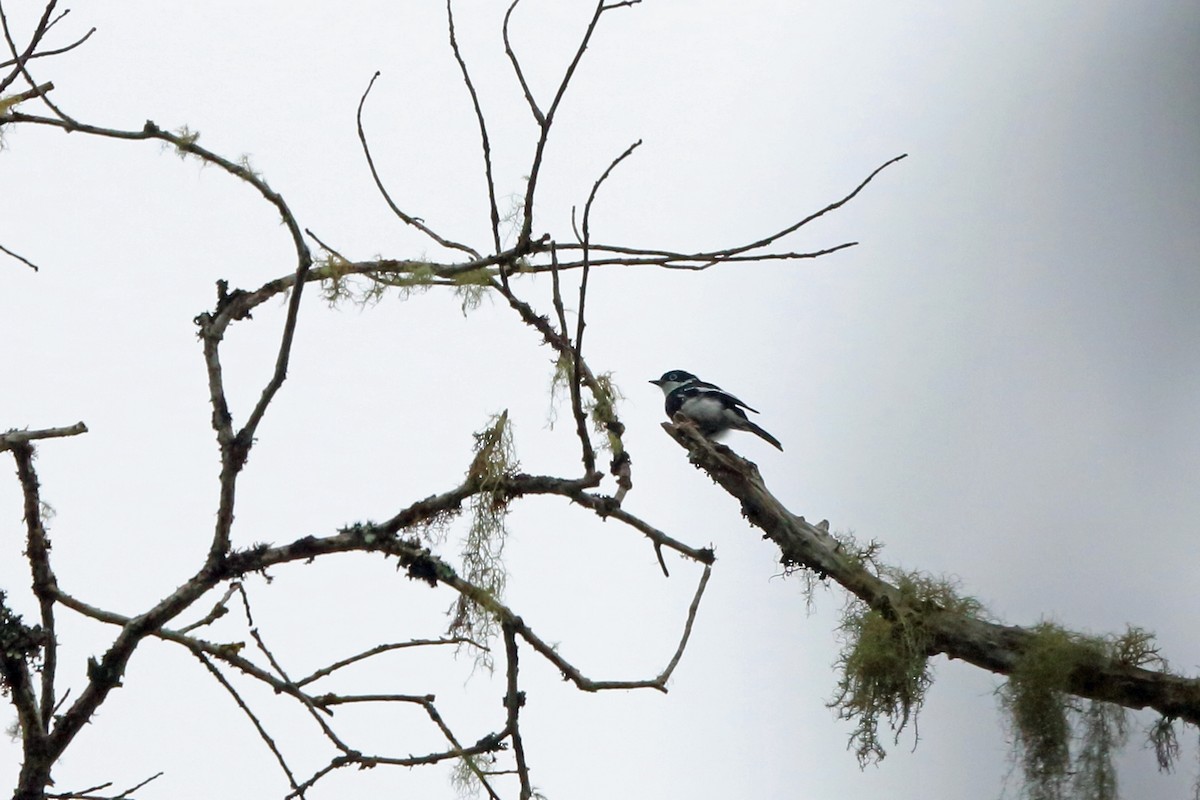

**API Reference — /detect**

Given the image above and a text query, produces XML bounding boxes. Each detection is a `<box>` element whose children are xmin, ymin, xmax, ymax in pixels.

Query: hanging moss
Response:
<box><xmin>450</xmin><ymin>266</ymin><xmax>494</xmax><ymax>314</ymax></box>
<box><xmin>1072</xmin><ymin>700</ymin><xmax>1127</xmax><ymax>800</ymax></box>
<box><xmin>829</xmin><ymin>563</ymin><xmax>984</xmax><ymax>766</ymax></box>
<box><xmin>830</xmin><ymin>603</ymin><xmax>932</xmax><ymax>765</ymax></box>
<box><xmin>995</xmin><ymin>622</ymin><xmax>1150</xmax><ymax>800</ymax></box>
<box><xmin>449</xmin><ymin>412</ymin><xmax>518</xmax><ymax>672</ymax></box>
<box><xmin>1147</xmin><ymin>715</ymin><xmax>1181</xmax><ymax>772</ymax></box>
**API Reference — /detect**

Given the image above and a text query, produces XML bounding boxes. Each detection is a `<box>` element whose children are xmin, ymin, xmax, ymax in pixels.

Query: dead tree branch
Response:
<box><xmin>662</xmin><ymin>421</ymin><xmax>1200</xmax><ymax>726</ymax></box>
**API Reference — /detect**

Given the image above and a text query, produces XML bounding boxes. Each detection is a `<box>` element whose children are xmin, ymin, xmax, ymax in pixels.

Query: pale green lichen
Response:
<box><xmin>448</xmin><ymin>411</ymin><xmax>518</xmax><ymax>672</ymax></box>
<box><xmin>830</xmin><ymin>603</ymin><xmax>933</xmax><ymax>766</ymax></box>
<box><xmin>547</xmin><ymin>357</ymin><xmax>624</xmax><ymax>452</ymax></box>
<box><xmin>829</xmin><ymin>565</ymin><xmax>983</xmax><ymax>767</ymax></box>
<box><xmin>318</xmin><ymin>257</ymin><xmax>442</xmax><ymax>307</ymax></box>
<box><xmin>585</xmin><ymin>371</ymin><xmax>624</xmax><ymax>452</ymax></box>
<box><xmin>450</xmin><ymin>266</ymin><xmax>494</xmax><ymax>315</ymax></box>
<box><xmin>997</xmin><ymin>622</ymin><xmax>1147</xmax><ymax>800</ymax></box>
<box><xmin>171</xmin><ymin>125</ymin><xmax>200</xmax><ymax>160</ymax></box>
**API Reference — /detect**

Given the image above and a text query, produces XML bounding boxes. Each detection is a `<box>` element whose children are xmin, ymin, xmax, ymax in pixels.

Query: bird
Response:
<box><xmin>650</xmin><ymin>369</ymin><xmax>783</xmax><ymax>451</ymax></box>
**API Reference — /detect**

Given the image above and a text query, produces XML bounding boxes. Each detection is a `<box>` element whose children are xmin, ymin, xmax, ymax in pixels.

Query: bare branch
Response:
<box><xmin>355</xmin><ymin>71</ymin><xmax>480</xmax><ymax>259</ymax></box>
<box><xmin>547</xmin><ymin>244</ymin><xmax>597</xmax><ymax>473</ymax></box>
<box><xmin>296</xmin><ymin>638</ymin><xmax>482</xmax><ymax>687</ymax></box>
<box><xmin>0</xmin><ymin>79</ymin><xmax>52</xmax><ymax>114</ymax></box>
<box><xmin>712</xmin><ymin>153</ymin><xmax>907</xmax><ymax>259</ymax></box>
<box><xmin>0</xmin><ymin>240</ymin><xmax>40</xmax><ymax>271</ymax></box>
<box><xmin>0</xmin><ymin>5</ymin><xmax>75</xmax><ymax>126</ymax></box>
<box><xmin>571</xmin><ymin>139</ymin><xmax>642</xmax><ymax>478</ymax></box>
<box><xmin>0</xmin><ymin>422</ymin><xmax>86</xmax><ymax>451</ymax></box>
<box><xmin>565</xmin><ymin>490</ymin><xmax>715</xmax><ymax>565</ymax></box>
<box><xmin>447</xmin><ymin>561</ymin><xmax>711</xmax><ymax>694</ymax></box>
<box><xmin>111</xmin><ymin>771</ymin><xmax>164</xmax><ymax>800</ymax></box>
<box><xmin>501</xmin><ymin>622</ymin><xmax>533</xmax><ymax>800</ymax></box>
<box><xmin>176</xmin><ymin>584</ymin><xmax>239</xmax><ymax>634</ymax></box>
<box><xmin>193</xmin><ymin>652</ymin><xmax>303</xmax><ymax>796</ymax></box>
<box><xmin>0</xmin><ymin>0</ymin><xmax>55</xmax><ymax>96</ymax></box>
<box><xmin>515</xmin><ymin>0</ymin><xmax>638</xmax><ymax>249</ymax></box>
<box><xmin>10</xmin><ymin>442</ymin><xmax>59</xmax><ymax>725</ymax></box>
<box><xmin>248</xmin><ymin>627</ymin><xmax>356</xmax><ymax>755</ymax></box>
<box><xmin>446</xmin><ymin>0</ymin><xmax>502</xmax><ymax>255</ymax></box>
<box><xmin>0</xmin><ymin>27</ymin><xmax>93</xmax><ymax>68</ymax></box>
<box><xmin>502</xmin><ymin>0</ymin><xmax>543</xmax><ymax>125</ymax></box>
<box><xmin>654</xmin><ymin>564</ymin><xmax>711</xmax><ymax>685</ymax></box>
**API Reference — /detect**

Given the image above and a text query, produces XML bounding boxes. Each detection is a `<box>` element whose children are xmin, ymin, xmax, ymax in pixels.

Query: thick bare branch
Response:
<box><xmin>10</xmin><ymin>443</ymin><xmax>59</xmax><ymax>725</ymax></box>
<box><xmin>0</xmin><ymin>422</ymin><xmax>86</xmax><ymax>450</ymax></box>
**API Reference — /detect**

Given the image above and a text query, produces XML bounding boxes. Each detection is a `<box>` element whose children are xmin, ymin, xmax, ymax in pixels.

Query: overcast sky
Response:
<box><xmin>2</xmin><ymin>1</ymin><xmax>1198</xmax><ymax>798</ymax></box>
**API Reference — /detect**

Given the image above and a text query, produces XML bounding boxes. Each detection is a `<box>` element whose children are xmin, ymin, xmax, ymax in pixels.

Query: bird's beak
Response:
<box><xmin>649</xmin><ymin>379</ymin><xmax>662</xmax><ymax>386</ymax></box>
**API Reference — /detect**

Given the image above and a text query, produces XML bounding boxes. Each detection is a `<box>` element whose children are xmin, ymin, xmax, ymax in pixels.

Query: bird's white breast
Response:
<box><xmin>678</xmin><ymin>394</ymin><xmax>729</xmax><ymax>425</ymax></box>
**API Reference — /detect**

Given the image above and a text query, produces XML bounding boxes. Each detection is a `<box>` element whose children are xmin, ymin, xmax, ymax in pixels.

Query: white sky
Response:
<box><xmin>2</xmin><ymin>1</ymin><xmax>1198</xmax><ymax>798</ymax></box>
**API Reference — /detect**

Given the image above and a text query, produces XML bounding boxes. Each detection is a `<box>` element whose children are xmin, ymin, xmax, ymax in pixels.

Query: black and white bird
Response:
<box><xmin>650</xmin><ymin>369</ymin><xmax>783</xmax><ymax>451</ymax></box>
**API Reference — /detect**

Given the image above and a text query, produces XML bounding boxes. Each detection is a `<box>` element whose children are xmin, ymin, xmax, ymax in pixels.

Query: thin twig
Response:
<box><xmin>516</xmin><ymin>0</ymin><xmax>638</xmax><ymax>249</ymax></box>
<box><xmin>0</xmin><ymin>0</ymin><xmax>55</xmax><ymax>96</ymax></box>
<box><xmin>176</xmin><ymin>583</ymin><xmax>239</xmax><ymax>634</ymax></box>
<box><xmin>193</xmin><ymin>653</ymin><xmax>303</xmax><ymax>796</ymax></box>
<box><xmin>355</xmin><ymin>71</ymin><xmax>479</xmax><ymax>259</ymax></box>
<box><xmin>0</xmin><ymin>240</ymin><xmax>40</xmax><ymax>271</ymax></box>
<box><xmin>546</xmin><ymin>244</ymin><xmax>596</xmax><ymax>474</ymax></box>
<box><xmin>249</xmin><ymin>627</ymin><xmax>356</xmax><ymax>754</ymax></box>
<box><xmin>572</xmin><ymin>139</ymin><xmax>641</xmax><ymax>476</ymax></box>
<box><xmin>0</xmin><ymin>4</ymin><xmax>75</xmax><ymax>126</ymax></box>
<box><xmin>0</xmin><ymin>26</ymin><xmax>92</xmax><ymax>68</ymax></box>
<box><xmin>296</xmin><ymin>638</ymin><xmax>483</xmax><ymax>687</ymax></box>
<box><xmin>654</xmin><ymin>564</ymin><xmax>711</xmax><ymax>684</ymax></box>
<box><xmin>566</xmin><ymin>490</ymin><xmax>714</xmax><ymax>565</ymax></box>
<box><xmin>712</xmin><ymin>153</ymin><xmax>907</xmax><ymax>259</ymax></box>
<box><xmin>112</xmin><ymin>771</ymin><xmax>165</xmax><ymax>799</ymax></box>
<box><xmin>421</xmin><ymin>699</ymin><xmax>505</xmax><ymax>800</ymax></box>
<box><xmin>502</xmin><ymin>0</ymin><xmax>543</xmax><ymax>125</ymax></box>
<box><xmin>446</xmin><ymin>0</ymin><xmax>502</xmax><ymax>255</ymax></box>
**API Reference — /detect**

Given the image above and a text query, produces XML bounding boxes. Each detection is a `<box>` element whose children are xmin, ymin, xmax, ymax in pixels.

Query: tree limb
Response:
<box><xmin>661</xmin><ymin>420</ymin><xmax>1200</xmax><ymax>726</ymax></box>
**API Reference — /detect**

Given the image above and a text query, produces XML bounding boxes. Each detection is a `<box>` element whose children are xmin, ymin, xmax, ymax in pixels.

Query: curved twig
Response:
<box><xmin>0</xmin><ymin>25</ymin><xmax>92</xmax><ymax>69</ymax></box>
<box><xmin>502</xmin><ymin>0</ymin><xmax>542</xmax><ymax>125</ymax></box>
<box><xmin>355</xmin><ymin>71</ymin><xmax>480</xmax><ymax>259</ymax></box>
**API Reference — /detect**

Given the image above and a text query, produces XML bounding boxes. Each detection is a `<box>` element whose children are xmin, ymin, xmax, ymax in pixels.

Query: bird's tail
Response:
<box><xmin>743</xmin><ymin>420</ymin><xmax>783</xmax><ymax>451</ymax></box>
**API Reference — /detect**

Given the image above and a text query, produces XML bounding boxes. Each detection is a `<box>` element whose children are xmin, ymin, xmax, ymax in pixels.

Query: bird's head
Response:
<box><xmin>650</xmin><ymin>369</ymin><xmax>698</xmax><ymax>395</ymax></box>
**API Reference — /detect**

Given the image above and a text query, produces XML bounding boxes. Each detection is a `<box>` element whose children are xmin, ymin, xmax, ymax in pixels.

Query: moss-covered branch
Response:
<box><xmin>662</xmin><ymin>421</ymin><xmax>1200</xmax><ymax>731</ymax></box>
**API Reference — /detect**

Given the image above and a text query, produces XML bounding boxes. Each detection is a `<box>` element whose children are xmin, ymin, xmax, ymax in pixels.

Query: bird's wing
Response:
<box><xmin>690</xmin><ymin>380</ymin><xmax>760</xmax><ymax>414</ymax></box>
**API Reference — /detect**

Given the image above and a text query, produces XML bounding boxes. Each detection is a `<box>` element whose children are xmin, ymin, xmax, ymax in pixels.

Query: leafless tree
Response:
<box><xmin>2</xmin><ymin>3</ymin><xmax>1196</xmax><ymax>800</ymax></box>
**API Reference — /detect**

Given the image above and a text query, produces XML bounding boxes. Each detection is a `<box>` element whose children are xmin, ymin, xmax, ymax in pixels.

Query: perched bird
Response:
<box><xmin>650</xmin><ymin>369</ymin><xmax>783</xmax><ymax>451</ymax></box>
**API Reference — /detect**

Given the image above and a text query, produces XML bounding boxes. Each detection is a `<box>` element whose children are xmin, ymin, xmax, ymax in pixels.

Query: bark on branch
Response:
<box><xmin>662</xmin><ymin>421</ymin><xmax>1200</xmax><ymax>726</ymax></box>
